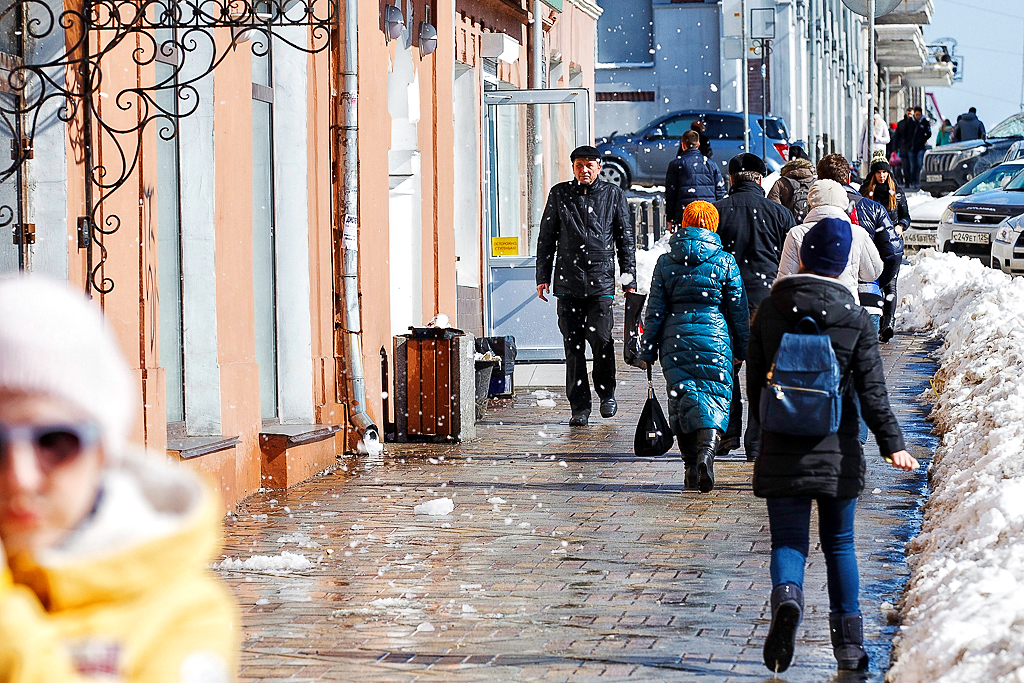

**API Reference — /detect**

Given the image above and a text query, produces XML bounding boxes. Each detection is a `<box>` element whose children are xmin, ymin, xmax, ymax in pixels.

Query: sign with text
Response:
<box><xmin>491</xmin><ymin>236</ymin><xmax>520</xmax><ymax>256</ymax></box>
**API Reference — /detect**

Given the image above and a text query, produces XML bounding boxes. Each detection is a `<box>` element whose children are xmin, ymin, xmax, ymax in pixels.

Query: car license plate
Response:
<box><xmin>926</xmin><ymin>174</ymin><xmax>943</xmax><ymax>183</ymax></box>
<box><xmin>951</xmin><ymin>230</ymin><xmax>990</xmax><ymax>244</ymax></box>
<box><xmin>904</xmin><ymin>233</ymin><xmax>936</xmax><ymax>246</ymax></box>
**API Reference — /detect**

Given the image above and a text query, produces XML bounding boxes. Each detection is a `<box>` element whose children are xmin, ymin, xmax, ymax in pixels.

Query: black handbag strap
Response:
<box><xmin>646</xmin><ymin>364</ymin><xmax>655</xmax><ymax>399</ymax></box>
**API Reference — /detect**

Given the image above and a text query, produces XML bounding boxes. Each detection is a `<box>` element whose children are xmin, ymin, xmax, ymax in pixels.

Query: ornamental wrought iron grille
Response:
<box><xmin>0</xmin><ymin>0</ymin><xmax>336</xmax><ymax>293</ymax></box>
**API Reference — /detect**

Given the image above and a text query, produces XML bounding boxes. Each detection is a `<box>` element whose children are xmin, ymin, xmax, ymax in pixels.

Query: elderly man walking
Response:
<box><xmin>536</xmin><ymin>145</ymin><xmax>636</xmax><ymax>427</ymax></box>
<box><xmin>714</xmin><ymin>153</ymin><xmax>796</xmax><ymax>458</ymax></box>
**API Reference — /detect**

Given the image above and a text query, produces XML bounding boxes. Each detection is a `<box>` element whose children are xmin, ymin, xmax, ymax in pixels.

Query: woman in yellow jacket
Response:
<box><xmin>0</xmin><ymin>277</ymin><xmax>238</xmax><ymax>682</ymax></box>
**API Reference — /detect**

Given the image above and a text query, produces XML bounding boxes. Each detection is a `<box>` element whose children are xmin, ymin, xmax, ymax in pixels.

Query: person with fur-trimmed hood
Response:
<box><xmin>0</xmin><ymin>276</ymin><xmax>239</xmax><ymax>681</ymax></box>
<box><xmin>767</xmin><ymin>158</ymin><xmax>816</xmax><ymax>224</ymax></box>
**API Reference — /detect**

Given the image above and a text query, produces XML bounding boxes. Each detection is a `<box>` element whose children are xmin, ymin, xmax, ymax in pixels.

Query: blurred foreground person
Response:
<box><xmin>747</xmin><ymin>220</ymin><xmax>917</xmax><ymax>674</ymax></box>
<box><xmin>639</xmin><ymin>201</ymin><xmax>748</xmax><ymax>492</ymax></box>
<box><xmin>0</xmin><ymin>277</ymin><xmax>238</xmax><ymax>681</ymax></box>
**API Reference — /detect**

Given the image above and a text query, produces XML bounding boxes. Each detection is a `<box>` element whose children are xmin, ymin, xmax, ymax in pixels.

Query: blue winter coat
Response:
<box><xmin>639</xmin><ymin>227</ymin><xmax>750</xmax><ymax>434</ymax></box>
<box><xmin>664</xmin><ymin>149</ymin><xmax>727</xmax><ymax>223</ymax></box>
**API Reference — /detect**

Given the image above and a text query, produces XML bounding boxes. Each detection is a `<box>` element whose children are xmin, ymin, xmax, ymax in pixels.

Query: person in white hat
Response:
<box><xmin>0</xmin><ymin>276</ymin><xmax>238</xmax><ymax>681</ymax></box>
<box><xmin>777</xmin><ymin>179</ymin><xmax>883</xmax><ymax>302</ymax></box>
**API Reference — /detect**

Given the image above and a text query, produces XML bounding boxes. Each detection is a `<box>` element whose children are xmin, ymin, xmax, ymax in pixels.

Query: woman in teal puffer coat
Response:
<box><xmin>640</xmin><ymin>201</ymin><xmax>749</xmax><ymax>492</ymax></box>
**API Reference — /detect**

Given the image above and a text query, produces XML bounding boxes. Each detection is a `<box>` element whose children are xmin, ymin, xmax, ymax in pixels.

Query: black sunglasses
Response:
<box><xmin>0</xmin><ymin>423</ymin><xmax>100</xmax><ymax>472</ymax></box>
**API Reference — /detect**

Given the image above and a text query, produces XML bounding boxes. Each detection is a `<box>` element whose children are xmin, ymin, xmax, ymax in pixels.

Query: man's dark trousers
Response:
<box><xmin>557</xmin><ymin>296</ymin><xmax>615</xmax><ymax>412</ymax></box>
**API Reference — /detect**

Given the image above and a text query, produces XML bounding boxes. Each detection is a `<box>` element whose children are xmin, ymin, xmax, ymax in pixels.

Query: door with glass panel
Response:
<box><xmin>483</xmin><ymin>89</ymin><xmax>590</xmax><ymax>361</ymax></box>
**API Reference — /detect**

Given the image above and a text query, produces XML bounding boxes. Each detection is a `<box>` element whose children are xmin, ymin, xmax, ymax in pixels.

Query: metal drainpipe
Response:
<box><xmin>341</xmin><ymin>0</ymin><xmax>379</xmax><ymax>444</ymax></box>
<box><xmin>741</xmin><ymin>0</ymin><xmax>749</xmax><ymax>153</ymax></box>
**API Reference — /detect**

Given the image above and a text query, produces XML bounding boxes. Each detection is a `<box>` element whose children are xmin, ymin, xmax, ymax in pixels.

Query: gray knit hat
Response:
<box><xmin>0</xmin><ymin>276</ymin><xmax>136</xmax><ymax>457</ymax></box>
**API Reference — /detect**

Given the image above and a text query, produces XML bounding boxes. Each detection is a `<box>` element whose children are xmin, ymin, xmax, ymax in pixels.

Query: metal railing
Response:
<box><xmin>628</xmin><ymin>196</ymin><xmax>667</xmax><ymax>250</ymax></box>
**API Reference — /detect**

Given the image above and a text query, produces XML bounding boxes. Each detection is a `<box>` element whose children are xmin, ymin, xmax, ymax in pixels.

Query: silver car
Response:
<box><xmin>992</xmin><ymin>214</ymin><xmax>1024</xmax><ymax>275</ymax></box>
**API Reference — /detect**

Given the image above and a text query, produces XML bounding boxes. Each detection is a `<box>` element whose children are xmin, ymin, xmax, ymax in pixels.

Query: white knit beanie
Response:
<box><xmin>0</xmin><ymin>276</ymin><xmax>136</xmax><ymax>457</ymax></box>
<box><xmin>808</xmin><ymin>179</ymin><xmax>850</xmax><ymax>210</ymax></box>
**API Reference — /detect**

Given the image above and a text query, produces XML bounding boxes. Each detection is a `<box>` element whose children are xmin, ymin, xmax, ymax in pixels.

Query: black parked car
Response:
<box><xmin>936</xmin><ymin>170</ymin><xmax>1024</xmax><ymax>268</ymax></box>
<box><xmin>921</xmin><ymin>112</ymin><xmax>1024</xmax><ymax>197</ymax></box>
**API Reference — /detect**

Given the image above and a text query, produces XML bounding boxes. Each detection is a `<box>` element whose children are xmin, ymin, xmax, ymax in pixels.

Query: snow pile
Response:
<box><xmin>889</xmin><ymin>251</ymin><xmax>1024</xmax><ymax>682</ymax></box>
<box><xmin>635</xmin><ymin>232</ymin><xmax>672</xmax><ymax>295</ymax></box>
<box><xmin>413</xmin><ymin>497</ymin><xmax>454</xmax><ymax>516</ymax></box>
<box><xmin>216</xmin><ymin>551</ymin><xmax>313</xmax><ymax>572</ymax></box>
<box><xmin>357</xmin><ymin>431</ymin><xmax>384</xmax><ymax>456</ymax></box>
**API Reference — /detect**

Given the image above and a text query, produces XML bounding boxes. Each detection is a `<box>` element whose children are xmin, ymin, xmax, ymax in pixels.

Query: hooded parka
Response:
<box><xmin>664</xmin><ymin>149</ymin><xmax>727</xmax><ymax>223</ymax></box>
<box><xmin>536</xmin><ymin>179</ymin><xmax>636</xmax><ymax>297</ymax></box>
<box><xmin>639</xmin><ymin>227</ymin><xmax>749</xmax><ymax>434</ymax></box>
<box><xmin>0</xmin><ymin>459</ymin><xmax>239</xmax><ymax>682</ymax></box>
<box><xmin>747</xmin><ymin>275</ymin><xmax>905</xmax><ymax>499</ymax></box>
<box><xmin>714</xmin><ymin>180</ymin><xmax>797</xmax><ymax>315</ymax></box>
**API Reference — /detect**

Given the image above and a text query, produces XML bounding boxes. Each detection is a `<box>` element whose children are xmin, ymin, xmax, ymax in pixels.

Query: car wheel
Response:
<box><xmin>599</xmin><ymin>160</ymin><xmax>630</xmax><ymax>189</ymax></box>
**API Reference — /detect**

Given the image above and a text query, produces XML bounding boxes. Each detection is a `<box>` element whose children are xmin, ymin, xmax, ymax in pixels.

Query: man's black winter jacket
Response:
<box><xmin>843</xmin><ymin>185</ymin><xmax>904</xmax><ymax>288</ymax></box>
<box><xmin>714</xmin><ymin>180</ymin><xmax>796</xmax><ymax>315</ymax></box>
<box><xmin>536</xmin><ymin>179</ymin><xmax>636</xmax><ymax>297</ymax></box>
<box><xmin>748</xmin><ymin>275</ymin><xmax>906</xmax><ymax>499</ymax></box>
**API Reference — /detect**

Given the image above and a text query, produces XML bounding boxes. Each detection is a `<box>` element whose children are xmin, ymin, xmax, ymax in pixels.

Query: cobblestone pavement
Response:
<box><xmin>221</xmin><ymin>333</ymin><xmax>937</xmax><ymax>682</ymax></box>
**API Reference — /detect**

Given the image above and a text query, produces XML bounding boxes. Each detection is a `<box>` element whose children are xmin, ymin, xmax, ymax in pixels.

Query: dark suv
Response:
<box><xmin>921</xmin><ymin>112</ymin><xmax>1024</xmax><ymax>197</ymax></box>
<box><xmin>595</xmin><ymin>111</ymin><xmax>790</xmax><ymax>189</ymax></box>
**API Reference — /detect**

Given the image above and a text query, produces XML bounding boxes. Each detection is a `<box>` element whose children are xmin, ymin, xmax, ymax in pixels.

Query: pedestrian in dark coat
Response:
<box><xmin>714</xmin><ymin>153</ymin><xmax>796</xmax><ymax>456</ymax></box>
<box><xmin>817</xmin><ymin>153</ymin><xmax>904</xmax><ymax>343</ymax></box>
<box><xmin>640</xmin><ymin>201</ymin><xmax>748</xmax><ymax>492</ymax></box>
<box><xmin>748</xmin><ymin>217</ymin><xmax>918</xmax><ymax>675</ymax></box>
<box><xmin>952</xmin><ymin>107</ymin><xmax>986</xmax><ymax>142</ymax></box>
<box><xmin>691</xmin><ymin>119</ymin><xmax>713</xmax><ymax>159</ymax></box>
<box><xmin>536</xmin><ymin>145</ymin><xmax>636</xmax><ymax>427</ymax></box>
<box><xmin>665</xmin><ymin>131</ymin><xmax>727</xmax><ymax>224</ymax></box>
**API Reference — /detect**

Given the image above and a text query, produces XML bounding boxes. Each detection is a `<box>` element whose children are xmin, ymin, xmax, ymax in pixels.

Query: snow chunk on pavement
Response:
<box><xmin>536</xmin><ymin>398</ymin><xmax>556</xmax><ymax>408</ymax></box>
<box><xmin>414</xmin><ymin>497</ymin><xmax>454</xmax><ymax>516</ymax></box>
<box><xmin>216</xmin><ymin>551</ymin><xmax>312</xmax><ymax>572</ymax></box>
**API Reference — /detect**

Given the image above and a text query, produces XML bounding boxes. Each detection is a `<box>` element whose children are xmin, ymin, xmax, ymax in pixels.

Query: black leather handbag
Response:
<box><xmin>634</xmin><ymin>365</ymin><xmax>674</xmax><ymax>457</ymax></box>
<box><xmin>623</xmin><ymin>291</ymin><xmax>647</xmax><ymax>369</ymax></box>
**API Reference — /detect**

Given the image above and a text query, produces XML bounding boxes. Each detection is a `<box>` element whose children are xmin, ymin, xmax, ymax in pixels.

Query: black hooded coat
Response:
<box><xmin>748</xmin><ymin>274</ymin><xmax>905</xmax><ymax>499</ymax></box>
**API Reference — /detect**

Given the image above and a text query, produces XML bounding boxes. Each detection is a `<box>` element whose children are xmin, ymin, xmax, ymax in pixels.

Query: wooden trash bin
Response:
<box><xmin>393</xmin><ymin>333</ymin><xmax>475</xmax><ymax>442</ymax></box>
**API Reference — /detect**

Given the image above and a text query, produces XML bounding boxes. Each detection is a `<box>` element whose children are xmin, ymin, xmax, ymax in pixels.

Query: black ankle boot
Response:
<box><xmin>829</xmin><ymin>613</ymin><xmax>869</xmax><ymax>671</ymax></box>
<box><xmin>763</xmin><ymin>584</ymin><xmax>803</xmax><ymax>673</ymax></box>
<box><xmin>696</xmin><ymin>428</ymin><xmax>720</xmax><ymax>493</ymax></box>
<box><xmin>683</xmin><ymin>458</ymin><xmax>699</xmax><ymax>489</ymax></box>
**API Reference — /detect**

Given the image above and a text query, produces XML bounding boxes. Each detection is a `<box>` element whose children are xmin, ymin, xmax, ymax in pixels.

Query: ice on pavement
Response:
<box><xmin>536</xmin><ymin>398</ymin><xmax>556</xmax><ymax>408</ymax></box>
<box><xmin>414</xmin><ymin>497</ymin><xmax>454</xmax><ymax>516</ymax></box>
<box><xmin>215</xmin><ymin>551</ymin><xmax>312</xmax><ymax>572</ymax></box>
<box><xmin>889</xmin><ymin>251</ymin><xmax>1024</xmax><ymax>682</ymax></box>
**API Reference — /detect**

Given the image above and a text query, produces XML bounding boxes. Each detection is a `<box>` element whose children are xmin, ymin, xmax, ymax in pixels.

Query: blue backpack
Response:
<box><xmin>759</xmin><ymin>317</ymin><xmax>843</xmax><ymax>437</ymax></box>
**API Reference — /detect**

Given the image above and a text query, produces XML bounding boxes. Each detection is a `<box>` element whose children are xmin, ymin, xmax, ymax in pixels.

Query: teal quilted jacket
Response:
<box><xmin>640</xmin><ymin>227</ymin><xmax>749</xmax><ymax>434</ymax></box>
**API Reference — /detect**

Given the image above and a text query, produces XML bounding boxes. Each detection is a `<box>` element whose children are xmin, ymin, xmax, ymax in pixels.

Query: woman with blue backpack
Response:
<box><xmin>639</xmin><ymin>201</ymin><xmax>748</xmax><ymax>493</ymax></box>
<box><xmin>746</xmin><ymin>216</ymin><xmax>918</xmax><ymax>674</ymax></box>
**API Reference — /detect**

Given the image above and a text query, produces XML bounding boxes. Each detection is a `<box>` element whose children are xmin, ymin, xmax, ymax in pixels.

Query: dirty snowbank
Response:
<box><xmin>889</xmin><ymin>251</ymin><xmax>1024</xmax><ymax>683</ymax></box>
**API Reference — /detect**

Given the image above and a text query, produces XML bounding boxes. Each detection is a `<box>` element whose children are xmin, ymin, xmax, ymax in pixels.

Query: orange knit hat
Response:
<box><xmin>682</xmin><ymin>200</ymin><xmax>719</xmax><ymax>232</ymax></box>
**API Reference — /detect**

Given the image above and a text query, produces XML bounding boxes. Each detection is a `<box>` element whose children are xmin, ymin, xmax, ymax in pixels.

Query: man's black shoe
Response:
<box><xmin>569</xmin><ymin>410</ymin><xmax>590</xmax><ymax>427</ymax></box>
<box><xmin>879</xmin><ymin>326</ymin><xmax>895</xmax><ymax>343</ymax></box>
<box><xmin>600</xmin><ymin>397</ymin><xmax>617</xmax><ymax>418</ymax></box>
<box><xmin>717</xmin><ymin>436</ymin><xmax>739</xmax><ymax>456</ymax></box>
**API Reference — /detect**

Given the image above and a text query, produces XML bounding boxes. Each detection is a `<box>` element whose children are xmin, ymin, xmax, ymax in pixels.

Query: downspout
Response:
<box><xmin>341</xmin><ymin>0</ymin><xmax>380</xmax><ymax>449</ymax></box>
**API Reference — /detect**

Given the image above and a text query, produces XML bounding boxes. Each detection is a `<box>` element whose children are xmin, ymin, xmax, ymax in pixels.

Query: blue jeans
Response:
<box><xmin>906</xmin><ymin>150</ymin><xmax>925</xmax><ymax>187</ymax></box>
<box><xmin>766</xmin><ymin>497</ymin><xmax>860</xmax><ymax>616</ymax></box>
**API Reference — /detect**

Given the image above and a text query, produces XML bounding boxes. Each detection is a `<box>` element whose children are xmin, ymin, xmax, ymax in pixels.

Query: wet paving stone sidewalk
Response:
<box><xmin>222</xmin><ymin>333</ymin><xmax>937</xmax><ymax>682</ymax></box>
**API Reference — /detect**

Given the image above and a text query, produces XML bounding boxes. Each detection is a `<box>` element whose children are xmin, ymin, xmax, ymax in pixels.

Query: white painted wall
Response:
<box><xmin>179</xmin><ymin>50</ymin><xmax>221</xmax><ymax>436</ymax></box>
<box><xmin>388</xmin><ymin>41</ymin><xmax>423</xmax><ymax>338</ymax></box>
<box><xmin>272</xmin><ymin>27</ymin><xmax>315</xmax><ymax>425</ymax></box>
<box><xmin>453</xmin><ymin>64</ymin><xmax>480</xmax><ymax>294</ymax></box>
